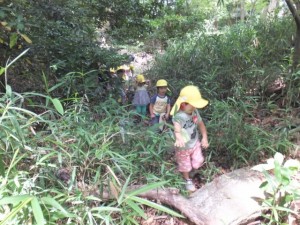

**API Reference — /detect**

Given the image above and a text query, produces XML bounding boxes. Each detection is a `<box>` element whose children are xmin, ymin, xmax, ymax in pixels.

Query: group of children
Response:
<box><xmin>132</xmin><ymin>75</ymin><xmax>171</xmax><ymax>127</ymax></box>
<box><xmin>98</xmin><ymin>64</ymin><xmax>135</xmax><ymax>104</ymax></box>
<box><xmin>132</xmin><ymin>74</ymin><xmax>209</xmax><ymax>192</ymax></box>
<box><xmin>99</xmin><ymin>66</ymin><xmax>209</xmax><ymax>192</ymax></box>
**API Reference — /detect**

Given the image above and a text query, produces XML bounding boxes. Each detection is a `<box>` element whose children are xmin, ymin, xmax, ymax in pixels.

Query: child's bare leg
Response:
<box><xmin>182</xmin><ymin>171</ymin><xmax>196</xmax><ymax>192</ymax></box>
<box><xmin>182</xmin><ymin>172</ymin><xmax>190</xmax><ymax>180</ymax></box>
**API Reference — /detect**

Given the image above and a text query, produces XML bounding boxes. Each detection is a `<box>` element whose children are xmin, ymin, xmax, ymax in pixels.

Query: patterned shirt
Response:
<box><xmin>172</xmin><ymin>110</ymin><xmax>202</xmax><ymax>150</ymax></box>
<box><xmin>150</xmin><ymin>94</ymin><xmax>170</xmax><ymax>115</ymax></box>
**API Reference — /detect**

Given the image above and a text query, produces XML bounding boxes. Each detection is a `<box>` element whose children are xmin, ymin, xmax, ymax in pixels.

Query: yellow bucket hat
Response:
<box><xmin>156</xmin><ymin>79</ymin><xmax>168</xmax><ymax>87</ymax></box>
<box><xmin>136</xmin><ymin>74</ymin><xmax>145</xmax><ymax>83</ymax></box>
<box><xmin>116</xmin><ymin>66</ymin><xmax>125</xmax><ymax>72</ymax></box>
<box><xmin>123</xmin><ymin>65</ymin><xmax>130</xmax><ymax>71</ymax></box>
<box><xmin>170</xmin><ymin>85</ymin><xmax>208</xmax><ymax>115</ymax></box>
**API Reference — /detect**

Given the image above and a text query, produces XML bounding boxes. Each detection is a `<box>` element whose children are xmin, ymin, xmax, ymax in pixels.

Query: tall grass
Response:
<box><xmin>0</xmin><ymin>84</ymin><xmax>186</xmax><ymax>224</ymax></box>
<box><xmin>207</xmin><ymin>98</ymin><xmax>292</xmax><ymax>169</ymax></box>
<box><xmin>149</xmin><ymin>17</ymin><xmax>294</xmax><ymax>101</ymax></box>
<box><xmin>0</xmin><ymin>49</ymin><xmax>185</xmax><ymax>224</ymax></box>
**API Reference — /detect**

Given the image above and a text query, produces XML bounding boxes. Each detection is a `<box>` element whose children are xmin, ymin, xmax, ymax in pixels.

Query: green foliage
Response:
<box><xmin>1</xmin><ymin>1</ymin><xmax>299</xmax><ymax>223</ymax></box>
<box><xmin>148</xmin><ymin>13</ymin><xmax>205</xmax><ymax>47</ymax></box>
<box><xmin>0</xmin><ymin>0</ymin><xmax>127</xmax><ymax>93</ymax></box>
<box><xmin>285</xmin><ymin>69</ymin><xmax>300</xmax><ymax>107</ymax></box>
<box><xmin>146</xmin><ymin>6</ymin><xmax>297</xmax><ymax>170</ymax></box>
<box><xmin>0</xmin><ymin>83</ymin><xmax>184</xmax><ymax>224</ymax></box>
<box><xmin>252</xmin><ymin>152</ymin><xmax>300</xmax><ymax>224</ymax></box>
<box><xmin>150</xmin><ymin>17</ymin><xmax>294</xmax><ymax>100</ymax></box>
<box><xmin>207</xmin><ymin>98</ymin><xmax>292</xmax><ymax>169</ymax></box>
<box><xmin>0</xmin><ymin>49</ymin><xmax>183</xmax><ymax>224</ymax></box>
<box><xmin>108</xmin><ymin>0</ymin><xmax>208</xmax><ymax>45</ymax></box>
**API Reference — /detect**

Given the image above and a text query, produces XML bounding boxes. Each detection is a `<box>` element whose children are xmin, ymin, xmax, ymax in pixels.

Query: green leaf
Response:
<box><xmin>0</xmin><ymin>195</ymin><xmax>33</xmax><ymax>225</ymax></box>
<box><xmin>0</xmin><ymin>67</ymin><xmax>5</xmax><ymax>76</ymax></box>
<box><xmin>275</xmin><ymin>206</ymin><xmax>298</xmax><ymax>214</ymax></box>
<box><xmin>36</xmin><ymin>152</ymin><xmax>57</xmax><ymax>165</ymax></box>
<box><xmin>31</xmin><ymin>197</ymin><xmax>46</xmax><ymax>225</ymax></box>
<box><xmin>129</xmin><ymin>196</ymin><xmax>184</xmax><ymax>218</ymax></box>
<box><xmin>47</xmin><ymin>82</ymin><xmax>65</xmax><ymax>93</ymax></box>
<box><xmin>9</xmin><ymin>33</ymin><xmax>18</xmax><ymax>48</ymax></box>
<box><xmin>0</xmin><ymin>195</ymin><xmax>31</xmax><ymax>206</ymax></box>
<box><xmin>273</xmin><ymin>207</ymin><xmax>278</xmax><ymax>221</ymax></box>
<box><xmin>51</xmin><ymin>98</ymin><xmax>64</xmax><ymax>115</ymax></box>
<box><xmin>90</xmin><ymin>206</ymin><xmax>122</xmax><ymax>213</ymax></box>
<box><xmin>126</xmin><ymin>216</ymin><xmax>140</xmax><ymax>225</ymax></box>
<box><xmin>284</xmin><ymin>159</ymin><xmax>300</xmax><ymax>171</ymax></box>
<box><xmin>274</xmin><ymin>161</ymin><xmax>282</xmax><ymax>182</ymax></box>
<box><xmin>126</xmin><ymin>181</ymin><xmax>167</xmax><ymax>198</ymax></box>
<box><xmin>41</xmin><ymin>197</ymin><xmax>75</xmax><ymax>218</ymax></box>
<box><xmin>126</xmin><ymin>199</ymin><xmax>147</xmax><ymax>219</ymax></box>
<box><xmin>5</xmin><ymin>85</ymin><xmax>12</xmax><ymax>98</ymax></box>
<box><xmin>259</xmin><ymin>181</ymin><xmax>268</xmax><ymax>189</ymax></box>
<box><xmin>85</xmin><ymin>196</ymin><xmax>103</xmax><ymax>202</ymax></box>
<box><xmin>280</xmin><ymin>167</ymin><xmax>291</xmax><ymax>185</ymax></box>
<box><xmin>118</xmin><ymin>174</ymin><xmax>131</xmax><ymax>205</ymax></box>
<box><xmin>20</xmin><ymin>33</ymin><xmax>32</xmax><ymax>44</ymax></box>
<box><xmin>0</xmin><ymin>152</ymin><xmax>4</xmax><ymax>177</ymax></box>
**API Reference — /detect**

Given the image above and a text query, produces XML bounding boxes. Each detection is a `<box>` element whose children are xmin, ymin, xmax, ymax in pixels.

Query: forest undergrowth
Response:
<box><xmin>1</xmin><ymin>13</ymin><xmax>300</xmax><ymax>225</ymax></box>
<box><xmin>1</xmin><ymin>71</ymin><xmax>299</xmax><ymax>224</ymax></box>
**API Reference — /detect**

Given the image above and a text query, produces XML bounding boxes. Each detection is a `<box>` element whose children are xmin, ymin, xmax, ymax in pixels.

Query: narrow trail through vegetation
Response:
<box><xmin>1</xmin><ymin>1</ymin><xmax>300</xmax><ymax>225</ymax></box>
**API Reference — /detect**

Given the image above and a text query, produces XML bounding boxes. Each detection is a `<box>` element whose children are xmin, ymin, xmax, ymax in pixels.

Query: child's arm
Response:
<box><xmin>165</xmin><ymin>103</ymin><xmax>171</xmax><ymax>119</ymax></box>
<box><xmin>173</xmin><ymin>122</ymin><xmax>185</xmax><ymax>148</ymax></box>
<box><xmin>165</xmin><ymin>96</ymin><xmax>171</xmax><ymax>120</ymax></box>
<box><xmin>149</xmin><ymin>104</ymin><xmax>155</xmax><ymax>118</ymax></box>
<box><xmin>198</xmin><ymin>120</ymin><xmax>209</xmax><ymax>149</ymax></box>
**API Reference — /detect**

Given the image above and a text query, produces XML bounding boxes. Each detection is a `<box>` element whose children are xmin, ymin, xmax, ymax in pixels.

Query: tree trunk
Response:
<box><xmin>285</xmin><ymin>0</ymin><xmax>300</xmax><ymax>69</ymax></box>
<box><xmin>240</xmin><ymin>0</ymin><xmax>246</xmax><ymax>21</ymax></box>
<box><xmin>294</xmin><ymin>27</ymin><xmax>300</xmax><ymax>69</ymax></box>
<box><xmin>99</xmin><ymin>186</ymin><xmax>212</xmax><ymax>225</ymax></box>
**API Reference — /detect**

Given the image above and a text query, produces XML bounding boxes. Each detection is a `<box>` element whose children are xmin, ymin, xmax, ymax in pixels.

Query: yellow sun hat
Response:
<box><xmin>156</xmin><ymin>79</ymin><xmax>168</xmax><ymax>87</ymax></box>
<box><xmin>122</xmin><ymin>65</ymin><xmax>130</xmax><ymax>71</ymax></box>
<box><xmin>136</xmin><ymin>74</ymin><xmax>145</xmax><ymax>83</ymax></box>
<box><xmin>116</xmin><ymin>66</ymin><xmax>125</xmax><ymax>72</ymax></box>
<box><xmin>170</xmin><ymin>85</ymin><xmax>208</xmax><ymax>116</ymax></box>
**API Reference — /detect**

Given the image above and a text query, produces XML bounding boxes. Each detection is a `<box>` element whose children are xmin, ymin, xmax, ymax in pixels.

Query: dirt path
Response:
<box><xmin>118</xmin><ymin>48</ymin><xmax>155</xmax><ymax>76</ymax></box>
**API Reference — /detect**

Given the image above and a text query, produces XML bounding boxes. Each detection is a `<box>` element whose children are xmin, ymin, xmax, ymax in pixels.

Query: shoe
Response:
<box><xmin>185</xmin><ymin>179</ymin><xmax>196</xmax><ymax>192</ymax></box>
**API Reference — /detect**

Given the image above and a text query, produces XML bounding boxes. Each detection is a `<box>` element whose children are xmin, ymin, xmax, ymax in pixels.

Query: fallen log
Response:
<box><xmin>98</xmin><ymin>185</ymin><xmax>212</xmax><ymax>225</ymax></box>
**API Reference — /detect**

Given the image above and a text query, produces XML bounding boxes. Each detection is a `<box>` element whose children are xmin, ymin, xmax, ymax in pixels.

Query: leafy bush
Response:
<box><xmin>149</xmin><ymin>17</ymin><xmax>294</xmax><ymax>100</ymax></box>
<box><xmin>147</xmin><ymin>13</ymin><xmax>205</xmax><ymax>48</ymax></box>
<box><xmin>0</xmin><ymin>0</ymin><xmax>127</xmax><ymax>93</ymax></box>
<box><xmin>0</xmin><ymin>83</ymin><xmax>184</xmax><ymax>224</ymax></box>
<box><xmin>252</xmin><ymin>152</ymin><xmax>300</xmax><ymax>224</ymax></box>
<box><xmin>207</xmin><ymin>98</ymin><xmax>292</xmax><ymax>169</ymax></box>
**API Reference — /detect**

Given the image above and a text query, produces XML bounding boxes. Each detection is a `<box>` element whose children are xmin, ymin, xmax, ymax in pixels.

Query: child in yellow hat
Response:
<box><xmin>115</xmin><ymin>66</ymin><xmax>127</xmax><ymax>104</ymax></box>
<box><xmin>132</xmin><ymin>74</ymin><xmax>150</xmax><ymax>118</ymax></box>
<box><xmin>149</xmin><ymin>79</ymin><xmax>171</xmax><ymax>127</ymax></box>
<box><xmin>171</xmin><ymin>85</ymin><xmax>209</xmax><ymax>192</ymax></box>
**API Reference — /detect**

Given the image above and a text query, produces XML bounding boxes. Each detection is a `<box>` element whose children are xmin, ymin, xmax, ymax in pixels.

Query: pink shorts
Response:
<box><xmin>175</xmin><ymin>141</ymin><xmax>204</xmax><ymax>172</ymax></box>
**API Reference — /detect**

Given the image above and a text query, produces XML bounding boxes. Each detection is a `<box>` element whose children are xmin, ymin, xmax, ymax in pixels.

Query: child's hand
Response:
<box><xmin>174</xmin><ymin>138</ymin><xmax>185</xmax><ymax>148</ymax></box>
<box><xmin>201</xmin><ymin>138</ymin><xmax>209</xmax><ymax>149</ymax></box>
<box><xmin>164</xmin><ymin>114</ymin><xmax>169</xmax><ymax>120</ymax></box>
